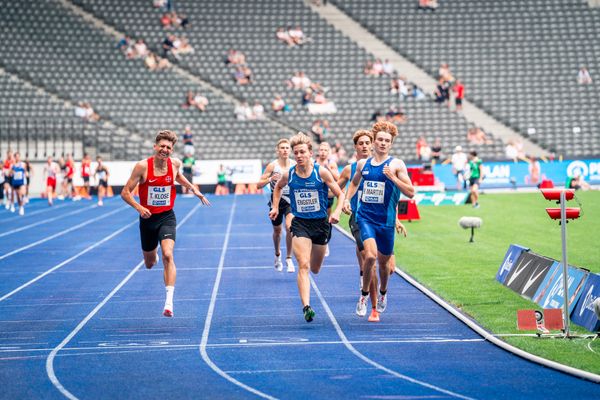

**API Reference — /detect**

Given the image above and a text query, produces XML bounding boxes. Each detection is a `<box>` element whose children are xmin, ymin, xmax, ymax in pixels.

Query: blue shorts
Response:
<box><xmin>357</xmin><ymin>219</ymin><xmax>395</xmax><ymax>256</ymax></box>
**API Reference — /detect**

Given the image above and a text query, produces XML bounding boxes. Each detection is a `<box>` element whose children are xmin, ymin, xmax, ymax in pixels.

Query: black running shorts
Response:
<box><xmin>348</xmin><ymin>212</ymin><xmax>364</xmax><ymax>252</ymax></box>
<box><xmin>291</xmin><ymin>216</ymin><xmax>332</xmax><ymax>245</ymax></box>
<box><xmin>139</xmin><ymin>209</ymin><xmax>177</xmax><ymax>252</ymax></box>
<box><xmin>269</xmin><ymin>199</ymin><xmax>292</xmax><ymax>226</ymax></box>
<box><xmin>98</xmin><ymin>179</ymin><xmax>108</xmax><ymax>188</ymax></box>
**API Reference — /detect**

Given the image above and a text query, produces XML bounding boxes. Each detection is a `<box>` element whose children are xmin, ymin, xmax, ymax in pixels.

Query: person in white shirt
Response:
<box><xmin>451</xmin><ymin>145</ymin><xmax>468</xmax><ymax>190</ymax></box>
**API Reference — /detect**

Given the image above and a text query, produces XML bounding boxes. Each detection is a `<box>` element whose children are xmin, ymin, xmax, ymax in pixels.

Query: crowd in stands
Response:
<box><xmin>276</xmin><ymin>26</ymin><xmax>310</xmax><ymax>47</ymax></box>
<box><xmin>235</xmin><ymin>101</ymin><xmax>266</xmax><ymax>121</ymax></box>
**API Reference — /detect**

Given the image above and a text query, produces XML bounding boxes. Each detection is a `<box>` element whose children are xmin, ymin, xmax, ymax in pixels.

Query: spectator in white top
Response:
<box><xmin>252</xmin><ymin>101</ymin><xmax>265</xmax><ymax>120</ymax></box>
<box><xmin>271</xmin><ymin>95</ymin><xmax>290</xmax><ymax>113</ymax></box>
<box><xmin>451</xmin><ymin>145</ymin><xmax>468</xmax><ymax>190</ymax></box>
<box><xmin>276</xmin><ymin>27</ymin><xmax>295</xmax><ymax>47</ymax></box>
<box><xmin>382</xmin><ymin>59</ymin><xmax>395</xmax><ymax>76</ymax></box>
<box><xmin>288</xmin><ymin>25</ymin><xmax>306</xmax><ymax>45</ymax></box>
<box><xmin>288</xmin><ymin>71</ymin><xmax>312</xmax><ymax>90</ymax></box>
<box><xmin>133</xmin><ymin>39</ymin><xmax>149</xmax><ymax>59</ymax></box>
<box><xmin>505</xmin><ymin>141</ymin><xmax>518</xmax><ymax>161</ymax></box>
<box><xmin>577</xmin><ymin>67</ymin><xmax>592</xmax><ymax>84</ymax></box>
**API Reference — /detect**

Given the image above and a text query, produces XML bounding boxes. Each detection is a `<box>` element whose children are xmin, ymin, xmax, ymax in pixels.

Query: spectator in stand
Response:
<box><xmin>385</xmin><ymin>106</ymin><xmax>406</xmax><ymax>124</ymax></box>
<box><xmin>271</xmin><ymin>95</ymin><xmax>290</xmax><ymax>113</ymax></box>
<box><xmin>451</xmin><ymin>145</ymin><xmax>468</xmax><ymax>190</ymax></box>
<box><xmin>144</xmin><ymin>53</ymin><xmax>170</xmax><ymax>71</ymax></box>
<box><xmin>382</xmin><ymin>59</ymin><xmax>395</xmax><ymax>76</ymax></box>
<box><xmin>311</xmin><ymin>119</ymin><xmax>330</xmax><ymax>143</ymax></box>
<box><xmin>415</xmin><ymin>136</ymin><xmax>428</xmax><ymax>161</ymax></box>
<box><xmin>252</xmin><ymin>101</ymin><xmax>265</xmax><ymax>120</ymax></box>
<box><xmin>224</xmin><ymin>49</ymin><xmax>246</xmax><ymax>65</ymax></box>
<box><xmin>153</xmin><ymin>0</ymin><xmax>171</xmax><ymax>11</ymax></box>
<box><xmin>438</xmin><ymin>62</ymin><xmax>454</xmax><ymax>84</ymax></box>
<box><xmin>577</xmin><ymin>67</ymin><xmax>593</xmax><ymax>84</ymax></box>
<box><xmin>132</xmin><ymin>39</ymin><xmax>149</xmax><ymax>59</ymax></box>
<box><xmin>525</xmin><ymin>155</ymin><xmax>542</xmax><ymax>186</ymax></box>
<box><xmin>410</xmin><ymin>83</ymin><xmax>427</xmax><ymax>100</ymax></box>
<box><xmin>505</xmin><ymin>140</ymin><xmax>518</xmax><ymax>161</ymax></box>
<box><xmin>235</xmin><ymin>102</ymin><xmax>253</xmax><ymax>121</ymax></box>
<box><xmin>453</xmin><ymin>80</ymin><xmax>465</xmax><ymax>111</ymax></box>
<box><xmin>75</xmin><ymin>102</ymin><xmax>99</xmax><ymax>122</ymax></box>
<box><xmin>160</xmin><ymin>12</ymin><xmax>172</xmax><ymax>29</ymax></box>
<box><xmin>332</xmin><ymin>141</ymin><xmax>348</xmax><ymax>165</ymax></box>
<box><xmin>467</xmin><ymin>127</ymin><xmax>493</xmax><ymax>145</ymax></box>
<box><xmin>182</xmin><ymin>91</ymin><xmax>208</xmax><ymax>112</ymax></box>
<box><xmin>370</xmin><ymin>109</ymin><xmax>384</xmax><ymax>122</ymax></box>
<box><xmin>183</xmin><ymin>126</ymin><xmax>194</xmax><ymax>156</ymax></box>
<box><xmin>288</xmin><ymin>25</ymin><xmax>307</xmax><ymax>45</ymax></box>
<box><xmin>117</xmin><ymin>36</ymin><xmax>132</xmax><ymax>54</ymax></box>
<box><xmin>162</xmin><ymin>34</ymin><xmax>175</xmax><ymax>57</ymax></box>
<box><xmin>418</xmin><ymin>0</ymin><xmax>439</xmax><ymax>10</ymax></box>
<box><xmin>276</xmin><ymin>27</ymin><xmax>295</xmax><ymax>47</ymax></box>
<box><xmin>172</xmin><ymin>36</ymin><xmax>194</xmax><ymax>58</ymax></box>
<box><xmin>430</xmin><ymin>138</ymin><xmax>443</xmax><ymax>163</ymax></box>
<box><xmin>569</xmin><ymin>173</ymin><xmax>591</xmax><ymax>191</ymax></box>
<box><xmin>301</xmin><ymin>88</ymin><xmax>313</xmax><ymax>106</ymax></box>
<box><xmin>390</xmin><ymin>75</ymin><xmax>409</xmax><ymax>100</ymax></box>
<box><xmin>288</xmin><ymin>71</ymin><xmax>312</xmax><ymax>90</ymax></box>
<box><xmin>434</xmin><ymin>78</ymin><xmax>450</xmax><ymax>105</ymax></box>
<box><xmin>313</xmin><ymin>90</ymin><xmax>328</xmax><ymax>104</ymax></box>
<box><xmin>233</xmin><ymin>65</ymin><xmax>252</xmax><ymax>85</ymax></box>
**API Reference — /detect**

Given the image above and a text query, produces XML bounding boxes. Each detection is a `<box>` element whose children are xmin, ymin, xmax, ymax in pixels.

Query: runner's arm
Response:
<box><xmin>256</xmin><ymin>162</ymin><xmax>275</xmax><ymax>189</ymax></box>
<box><xmin>320</xmin><ymin>167</ymin><xmax>345</xmax><ymax>224</ymax></box>
<box><xmin>342</xmin><ymin>160</ymin><xmax>364</xmax><ymax>214</ymax></box>
<box><xmin>384</xmin><ymin>159</ymin><xmax>415</xmax><ymax>198</ymax></box>
<box><xmin>121</xmin><ymin>161</ymin><xmax>151</xmax><ymax>218</ymax></box>
<box><xmin>337</xmin><ymin>165</ymin><xmax>351</xmax><ymax>189</ymax></box>
<box><xmin>269</xmin><ymin>171</ymin><xmax>288</xmax><ymax>220</ymax></box>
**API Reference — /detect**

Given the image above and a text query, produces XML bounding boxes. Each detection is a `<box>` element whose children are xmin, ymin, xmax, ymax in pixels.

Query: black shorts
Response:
<box><xmin>98</xmin><ymin>179</ymin><xmax>108</xmax><ymax>188</ymax></box>
<box><xmin>291</xmin><ymin>216</ymin><xmax>332</xmax><ymax>245</ymax></box>
<box><xmin>66</xmin><ymin>177</ymin><xmax>73</xmax><ymax>184</ymax></box>
<box><xmin>4</xmin><ymin>176</ymin><xmax>12</xmax><ymax>186</ymax></box>
<box><xmin>12</xmin><ymin>183</ymin><xmax>23</xmax><ymax>190</ymax></box>
<box><xmin>139</xmin><ymin>209</ymin><xmax>177</xmax><ymax>252</ymax></box>
<box><xmin>469</xmin><ymin>177</ymin><xmax>480</xmax><ymax>187</ymax></box>
<box><xmin>269</xmin><ymin>200</ymin><xmax>292</xmax><ymax>226</ymax></box>
<box><xmin>455</xmin><ymin>98</ymin><xmax>463</xmax><ymax>105</ymax></box>
<box><xmin>83</xmin><ymin>176</ymin><xmax>90</xmax><ymax>183</ymax></box>
<box><xmin>349</xmin><ymin>212</ymin><xmax>364</xmax><ymax>251</ymax></box>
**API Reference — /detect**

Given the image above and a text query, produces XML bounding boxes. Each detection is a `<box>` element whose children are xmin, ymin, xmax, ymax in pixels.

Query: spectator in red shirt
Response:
<box><xmin>453</xmin><ymin>80</ymin><xmax>465</xmax><ymax>111</ymax></box>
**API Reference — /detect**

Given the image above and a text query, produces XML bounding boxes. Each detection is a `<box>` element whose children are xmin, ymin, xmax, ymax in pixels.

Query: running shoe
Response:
<box><xmin>18</xmin><ymin>207</ymin><xmax>24</xmax><ymax>216</ymax></box>
<box><xmin>163</xmin><ymin>308</ymin><xmax>173</xmax><ymax>318</ymax></box>
<box><xmin>57</xmin><ymin>195</ymin><xmax>65</xmax><ymax>200</ymax></box>
<box><xmin>286</xmin><ymin>257</ymin><xmax>295</xmax><ymax>273</ymax></box>
<box><xmin>274</xmin><ymin>255</ymin><xmax>283</xmax><ymax>272</ymax></box>
<box><xmin>356</xmin><ymin>295</ymin><xmax>368</xmax><ymax>317</ymax></box>
<box><xmin>303</xmin><ymin>305</ymin><xmax>315</xmax><ymax>322</ymax></box>
<box><xmin>368</xmin><ymin>309</ymin><xmax>380</xmax><ymax>322</ymax></box>
<box><xmin>10</xmin><ymin>205</ymin><xmax>15</xmax><ymax>213</ymax></box>
<box><xmin>98</xmin><ymin>200</ymin><xmax>103</xmax><ymax>206</ymax></box>
<box><xmin>376</xmin><ymin>293</ymin><xmax>387</xmax><ymax>313</ymax></box>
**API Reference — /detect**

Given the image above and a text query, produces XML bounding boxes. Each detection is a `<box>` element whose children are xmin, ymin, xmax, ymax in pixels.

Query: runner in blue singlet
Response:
<box><xmin>270</xmin><ymin>133</ymin><xmax>345</xmax><ymax>323</ymax></box>
<box><xmin>343</xmin><ymin>121</ymin><xmax>414</xmax><ymax>320</ymax></box>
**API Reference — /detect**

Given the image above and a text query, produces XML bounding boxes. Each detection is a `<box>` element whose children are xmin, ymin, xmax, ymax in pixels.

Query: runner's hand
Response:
<box><xmin>196</xmin><ymin>190</ymin><xmax>211</xmax><ymax>206</ymax></box>
<box><xmin>270</xmin><ymin>172</ymin><xmax>281</xmax><ymax>182</ymax></box>
<box><xmin>269</xmin><ymin>207</ymin><xmax>279</xmax><ymax>221</ymax></box>
<box><xmin>383</xmin><ymin>165</ymin><xmax>395</xmax><ymax>180</ymax></box>
<box><xmin>138</xmin><ymin>206</ymin><xmax>152</xmax><ymax>219</ymax></box>
<box><xmin>329</xmin><ymin>211</ymin><xmax>340</xmax><ymax>224</ymax></box>
<box><xmin>395</xmin><ymin>220</ymin><xmax>407</xmax><ymax>237</ymax></box>
<box><xmin>342</xmin><ymin>199</ymin><xmax>352</xmax><ymax>215</ymax></box>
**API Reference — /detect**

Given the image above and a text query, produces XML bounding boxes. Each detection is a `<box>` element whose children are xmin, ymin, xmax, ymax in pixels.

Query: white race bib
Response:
<box><xmin>147</xmin><ymin>186</ymin><xmax>171</xmax><ymax>207</ymax></box>
<box><xmin>282</xmin><ymin>185</ymin><xmax>290</xmax><ymax>196</ymax></box>
<box><xmin>294</xmin><ymin>190</ymin><xmax>321</xmax><ymax>213</ymax></box>
<box><xmin>362</xmin><ymin>181</ymin><xmax>385</xmax><ymax>204</ymax></box>
<box><xmin>13</xmin><ymin>171</ymin><xmax>24</xmax><ymax>181</ymax></box>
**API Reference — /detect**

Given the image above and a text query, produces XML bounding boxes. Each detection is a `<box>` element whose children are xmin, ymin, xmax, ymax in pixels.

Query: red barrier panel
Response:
<box><xmin>540</xmin><ymin>189</ymin><xmax>575</xmax><ymax>201</ymax></box>
<box><xmin>545</xmin><ymin>208</ymin><xmax>580</xmax><ymax>220</ymax></box>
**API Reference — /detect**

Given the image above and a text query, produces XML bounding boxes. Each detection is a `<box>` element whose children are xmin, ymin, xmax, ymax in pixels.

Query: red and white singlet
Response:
<box><xmin>138</xmin><ymin>157</ymin><xmax>176</xmax><ymax>214</ymax></box>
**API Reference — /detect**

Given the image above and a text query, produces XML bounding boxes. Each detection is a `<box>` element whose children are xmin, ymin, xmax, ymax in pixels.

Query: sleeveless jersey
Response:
<box><xmin>82</xmin><ymin>160</ymin><xmax>91</xmax><ymax>177</ymax></box>
<box><xmin>139</xmin><ymin>157</ymin><xmax>176</xmax><ymax>214</ymax></box>
<box><xmin>12</xmin><ymin>162</ymin><xmax>26</xmax><ymax>186</ymax></box>
<box><xmin>47</xmin><ymin>163</ymin><xmax>57</xmax><ymax>179</ymax></box>
<box><xmin>97</xmin><ymin>166</ymin><xmax>108</xmax><ymax>181</ymax></box>
<box><xmin>288</xmin><ymin>163</ymin><xmax>329</xmax><ymax>219</ymax></box>
<box><xmin>269</xmin><ymin>159</ymin><xmax>296</xmax><ymax>204</ymax></box>
<box><xmin>356</xmin><ymin>157</ymin><xmax>400</xmax><ymax>227</ymax></box>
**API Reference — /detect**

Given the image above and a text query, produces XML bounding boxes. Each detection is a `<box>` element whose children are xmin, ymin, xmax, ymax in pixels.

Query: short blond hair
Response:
<box><xmin>155</xmin><ymin>130</ymin><xmax>177</xmax><ymax>145</ymax></box>
<box><xmin>352</xmin><ymin>129</ymin><xmax>373</xmax><ymax>145</ymax></box>
<box><xmin>276</xmin><ymin>138</ymin><xmax>290</xmax><ymax>148</ymax></box>
<box><xmin>371</xmin><ymin>121</ymin><xmax>398</xmax><ymax>139</ymax></box>
<box><xmin>290</xmin><ymin>132</ymin><xmax>313</xmax><ymax>152</ymax></box>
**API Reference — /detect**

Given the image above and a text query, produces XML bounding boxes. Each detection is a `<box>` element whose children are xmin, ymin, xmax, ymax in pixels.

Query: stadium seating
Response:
<box><xmin>330</xmin><ymin>0</ymin><xmax>600</xmax><ymax>158</ymax></box>
<box><xmin>66</xmin><ymin>0</ymin><xmax>505</xmax><ymax>161</ymax></box>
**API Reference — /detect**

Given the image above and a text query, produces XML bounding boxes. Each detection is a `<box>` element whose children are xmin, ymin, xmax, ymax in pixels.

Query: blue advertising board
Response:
<box><xmin>531</xmin><ymin>262</ymin><xmax>589</xmax><ymax>314</ymax></box>
<box><xmin>496</xmin><ymin>244</ymin><xmax>529</xmax><ymax>284</ymax></box>
<box><xmin>432</xmin><ymin>158</ymin><xmax>600</xmax><ymax>190</ymax></box>
<box><xmin>571</xmin><ymin>273</ymin><xmax>600</xmax><ymax>332</ymax></box>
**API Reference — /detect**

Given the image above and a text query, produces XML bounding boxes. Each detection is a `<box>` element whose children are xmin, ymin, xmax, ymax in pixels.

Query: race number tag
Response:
<box><xmin>147</xmin><ymin>186</ymin><xmax>171</xmax><ymax>206</ymax></box>
<box><xmin>294</xmin><ymin>190</ymin><xmax>321</xmax><ymax>213</ymax></box>
<box><xmin>362</xmin><ymin>181</ymin><xmax>385</xmax><ymax>203</ymax></box>
<box><xmin>13</xmin><ymin>171</ymin><xmax>24</xmax><ymax>181</ymax></box>
<box><xmin>282</xmin><ymin>185</ymin><xmax>290</xmax><ymax>196</ymax></box>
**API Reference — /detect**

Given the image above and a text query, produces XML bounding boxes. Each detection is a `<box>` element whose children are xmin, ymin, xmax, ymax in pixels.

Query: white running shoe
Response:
<box><xmin>325</xmin><ymin>244</ymin><xmax>330</xmax><ymax>257</ymax></box>
<box><xmin>356</xmin><ymin>295</ymin><xmax>368</xmax><ymax>317</ymax></box>
<box><xmin>376</xmin><ymin>293</ymin><xmax>387</xmax><ymax>313</ymax></box>
<box><xmin>57</xmin><ymin>195</ymin><xmax>65</xmax><ymax>200</ymax></box>
<box><xmin>274</xmin><ymin>255</ymin><xmax>283</xmax><ymax>272</ymax></box>
<box><xmin>18</xmin><ymin>207</ymin><xmax>24</xmax><ymax>216</ymax></box>
<box><xmin>98</xmin><ymin>200</ymin><xmax>103</xmax><ymax>206</ymax></box>
<box><xmin>286</xmin><ymin>258</ymin><xmax>295</xmax><ymax>273</ymax></box>
<box><xmin>10</xmin><ymin>205</ymin><xmax>15</xmax><ymax>213</ymax></box>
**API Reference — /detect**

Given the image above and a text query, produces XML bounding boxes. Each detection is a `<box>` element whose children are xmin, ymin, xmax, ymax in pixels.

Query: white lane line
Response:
<box><xmin>0</xmin><ymin>206</ymin><xmax>129</xmax><ymax>261</ymax></box>
<box><xmin>0</xmin><ymin>220</ymin><xmax>138</xmax><ymax>302</ymax></box>
<box><xmin>45</xmin><ymin>203</ymin><xmax>202</xmax><ymax>400</ymax></box>
<box><xmin>199</xmin><ymin>198</ymin><xmax>277</xmax><ymax>400</ymax></box>
<box><xmin>0</xmin><ymin>204</ymin><xmax>98</xmax><ymax>238</ymax></box>
<box><xmin>310</xmin><ymin>276</ymin><xmax>476</xmax><ymax>400</ymax></box>
<box><xmin>0</xmin><ymin>202</ymin><xmax>72</xmax><ymax>224</ymax></box>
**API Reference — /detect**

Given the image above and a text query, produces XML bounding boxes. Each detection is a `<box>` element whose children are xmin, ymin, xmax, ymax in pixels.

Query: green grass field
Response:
<box><xmin>339</xmin><ymin>190</ymin><xmax>600</xmax><ymax>374</ymax></box>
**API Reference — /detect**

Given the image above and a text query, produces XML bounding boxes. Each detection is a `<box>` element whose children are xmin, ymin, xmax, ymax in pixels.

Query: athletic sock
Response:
<box><xmin>380</xmin><ymin>289</ymin><xmax>387</xmax><ymax>296</ymax></box>
<box><xmin>165</xmin><ymin>286</ymin><xmax>175</xmax><ymax>308</ymax></box>
<box><xmin>361</xmin><ymin>290</ymin><xmax>369</xmax><ymax>297</ymax></box>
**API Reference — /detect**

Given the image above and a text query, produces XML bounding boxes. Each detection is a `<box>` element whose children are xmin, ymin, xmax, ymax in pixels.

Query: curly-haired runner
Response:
<box><xmin>121</xmin><ymin>130</ymin><xmax>211</xmax><ymax>317</ymax></box>
<box><xmin>270</xmin><ymin>133</ymin><xmax>345</xmax><ymax>323</ymax></box>
<box><xmin>343</xmin><ymin>121</ymin><xmax>414</xmax><ymax>321</ymax></box>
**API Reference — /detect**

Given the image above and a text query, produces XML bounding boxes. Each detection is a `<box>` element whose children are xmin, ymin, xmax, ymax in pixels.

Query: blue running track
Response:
<box><xmin>0</xmin><ymin>195</ymin><xmax>598</xmax><ymax>399</ymax></box>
